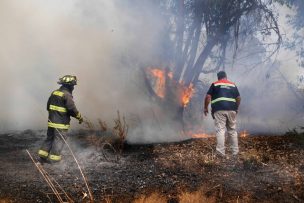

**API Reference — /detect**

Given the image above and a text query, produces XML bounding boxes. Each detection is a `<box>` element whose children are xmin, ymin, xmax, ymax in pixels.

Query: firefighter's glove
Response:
<box><xmin>76</xmin><ymin>113</ymin><xmax>83</xmax><ymax>124</ymax></box>
<box><xmin>78</xmin><ymin>117</ymin><xmax>84</xmax><ymax>124</ymax></box>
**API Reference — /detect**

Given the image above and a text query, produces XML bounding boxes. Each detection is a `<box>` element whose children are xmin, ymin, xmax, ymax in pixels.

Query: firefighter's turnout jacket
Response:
<box><xmin>47</xmin><ymin>86</ymin><xmax>81</xmax><ymax>129</ymax></box>
<box><xmin>38</xmin><ymin>86</ymin><xmax>81</xmax><ymax>162</ymax></box>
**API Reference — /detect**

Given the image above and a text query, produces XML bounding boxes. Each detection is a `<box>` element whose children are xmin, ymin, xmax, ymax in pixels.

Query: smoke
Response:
<box><xmin>200</xmin><ymin>4</ymin><xmax>303</xmax><ymax>134</ymax></box>
<box><xmin>0</xmin><ymin>0</ymin><xmax>302</xmax><ymax>143</ymax></box>
<box><xmin>0</xmin><ymin>0</ymin><xmax>166</xmax><ymax>132</ymax></box>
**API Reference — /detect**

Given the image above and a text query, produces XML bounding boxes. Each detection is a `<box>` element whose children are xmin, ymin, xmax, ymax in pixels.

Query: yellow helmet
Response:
<box><xmin>57</xmin><ymin>75</ymin><xmax>77</xmax><ymax>85</ymax></box>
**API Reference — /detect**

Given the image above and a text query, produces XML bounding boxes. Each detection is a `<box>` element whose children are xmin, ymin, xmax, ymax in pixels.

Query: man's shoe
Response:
<box><xmin>215</xmin><ymin>151</ymin><xmax>227</xmax><ymax>160</ymax></box>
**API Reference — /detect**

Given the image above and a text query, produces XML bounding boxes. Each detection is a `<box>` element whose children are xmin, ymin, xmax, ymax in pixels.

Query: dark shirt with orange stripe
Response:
<box><xmin>207</xmin><ymin>79</ymin><xmax>240</xmax><ymax>113</ymax></box>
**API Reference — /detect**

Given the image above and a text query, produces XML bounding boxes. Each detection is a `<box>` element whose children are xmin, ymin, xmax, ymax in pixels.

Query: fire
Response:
<box><xmin>167</xmin><ymin>71</ymin><xmax>173</xmax><ymax>79</ymax></box>
<box><xmin>181</xmin><ymin>83</ymin><xmax>194</xmax><ymax>107</ymax></box>
<box><xmin>240</xmin><ymin>130</ymin><xmax>249</xmax><ymax>138</ymax></box>
<box><xmin>148</xmin><ymin>68</ymin><xmax>173</xmax><ymax>99</ymax></box>
<box><xmin>148</xmin><ymin>68</ymin><xmax>166</xmax><ymax>98</ymax></box>
<box><xmin>183</xmin><ymin>130</ymin><xmax>214</xmax><ymax>139</ymax></box>
<box><xmin>147</xmin><ymin>67</ymin><xmax>194</xmax><ymax>107</ymax></box>
<box><xmin>191</xmin><ymin>133</ymin><xmax>214</xmax><ymax>138</ymax></box>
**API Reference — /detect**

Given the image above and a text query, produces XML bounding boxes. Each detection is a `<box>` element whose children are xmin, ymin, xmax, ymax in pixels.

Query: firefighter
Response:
<box><xmin>38</xmin><ymin>75</ymin><xmax>83</xmax><ymax>164</ymax></box>
<box><xmin>204</xmin><ymin>71</ymin><xmax>241</xmax><ymax>158</ymax></box>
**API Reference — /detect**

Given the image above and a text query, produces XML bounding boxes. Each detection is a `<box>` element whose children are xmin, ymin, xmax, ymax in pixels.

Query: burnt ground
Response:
<box><xmin>0</xmin><ymin>130</ymin><xmax>303</xmax><ymax>203</ymax></box>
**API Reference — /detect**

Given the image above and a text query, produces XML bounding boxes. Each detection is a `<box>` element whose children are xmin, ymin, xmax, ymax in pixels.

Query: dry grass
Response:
<box><xmin>0</xmin><ymin>199</ymin><xmax>14</xmax><ymax>203</ymax></box>
<box><xmin>83</xmin><ymin>111</ymin><xmax>128</xmax><ymax>153</ymax></box>
<box><xmin>133</xmin><ymin>193</ymin><xmax>167</xmax><ymax>203</ymax></box>
<box><xmin>112</xmin><ymin>111</ymin><xmax>128</xmax><ymax>152</ymax></box>
<box><xmin>123</xmin><ymin>188</ymin><xmax>216</xmax><ymax>203</ymax></box>
<box><xmin>240</xmin><ymin>148</ymin><xmax>263</xmax><ymax>171</ymax></box>
<box><xmin>179</xmin><ymin>188</ymin><xmax>216</xmax><ymax>203</ymax></box>
<box><xmin>103</xmin><ymin>196</ymin><xmax>112</xmax><ymax>203</ymax></box>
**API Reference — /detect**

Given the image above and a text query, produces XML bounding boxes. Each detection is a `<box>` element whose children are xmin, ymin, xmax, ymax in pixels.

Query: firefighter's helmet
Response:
<box><xmin>57</xmin><ymin>75</ymin><xmax>77</xmax><ymax>85</ymax></box>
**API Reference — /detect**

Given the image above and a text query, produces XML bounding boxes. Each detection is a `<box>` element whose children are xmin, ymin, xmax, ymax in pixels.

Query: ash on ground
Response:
<box><xmin>0</xmin><ymin>130</ymin><xmax>303</xmax><ymax>203</ymax></box>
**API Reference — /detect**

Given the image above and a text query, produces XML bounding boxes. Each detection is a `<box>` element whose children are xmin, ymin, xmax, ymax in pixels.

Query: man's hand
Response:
<box><xmin>204</xmin><ymin>108</ymin><xmax>208</xmax><ymax>116</ymax></box>
<box><xmin>204</xmin><ymin>95</ymin><xmax>211</xmax><ymax>117</ymax></box>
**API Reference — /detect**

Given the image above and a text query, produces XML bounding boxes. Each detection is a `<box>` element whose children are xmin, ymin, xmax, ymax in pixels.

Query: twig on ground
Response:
<box><xmin>26</xmin><ymin>150</ymin><xmax>65</xmax><ymax>203</ymax></box>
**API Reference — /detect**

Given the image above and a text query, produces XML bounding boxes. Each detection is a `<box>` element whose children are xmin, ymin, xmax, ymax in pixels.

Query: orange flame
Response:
<box><xmin>167</xmin><ymin>71</ymin><xmax>173</xmax><ymax>79</ymax></box>
<box><xmin>240</xmin><ymin>130</ymin><xmax>249</xmax><ymax>138</ymax></box>
<box><xmin>191</xmin><ymin>133</ymin><xmax>213</xmax><ymax>138</ymax></box>
<box><xmin>181</xmin><ymin>83</ymin><xmax>194</xmax><ymax>107</ymax></box>
<box><xmin>149</xmin><ymin>68</ymin><xmax>166</xmax><ymax>98</ymax></box>
<box><xmin>147</xmin><ymin>67</ymin><xmax>195</xmax><ymax>107</ymax></box>
<box><xmin>183</xmin><ymin>130</ymin><xmax>214</xmax><ymax>138</ymax></box>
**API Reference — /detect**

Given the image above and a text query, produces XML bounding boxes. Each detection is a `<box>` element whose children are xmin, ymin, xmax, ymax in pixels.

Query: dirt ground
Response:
<box><xmin>0</xmin><ymin>130</ymin><xmax>303</xmax><ymax>203</ymax></box>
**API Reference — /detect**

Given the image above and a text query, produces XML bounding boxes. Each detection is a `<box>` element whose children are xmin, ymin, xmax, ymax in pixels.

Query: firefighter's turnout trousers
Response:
<box><xmin>214</xmin><ymin>110</ymin><xmax>239</xmax><ymax>156</ymax></box>
<box><xmin>38</xmin><ymin>127</ymin><xmax>67</xmax><ymax>162</ymax></box>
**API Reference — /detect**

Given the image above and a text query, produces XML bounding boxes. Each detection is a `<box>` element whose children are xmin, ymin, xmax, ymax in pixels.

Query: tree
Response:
<box><xmin>162</xmin><ymin>0</ymin><xmax>282</xmax><ymax>86</ymax></box>
<box><xmin>143</xmin><ymin>0</ymin><xmax>283</xmax><ymax>131</ymax></box>
<box><xmin>280</xmin><ymin>0</ymin><xmax>304</xmax><ymax>67</ymax></box>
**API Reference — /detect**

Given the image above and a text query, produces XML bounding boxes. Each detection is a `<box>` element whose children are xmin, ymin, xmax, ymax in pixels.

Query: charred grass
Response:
<box><xmin>0</xmin><ymin>132</ymin><xmax>303</xmax><ymax>202</ymax></box>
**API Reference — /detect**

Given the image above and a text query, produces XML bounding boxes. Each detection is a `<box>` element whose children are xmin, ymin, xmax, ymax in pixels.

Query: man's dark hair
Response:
<box><xmin>217</xmin><ymin>71</ymin><xmax>227</xmax><ymax>80</ymax></box>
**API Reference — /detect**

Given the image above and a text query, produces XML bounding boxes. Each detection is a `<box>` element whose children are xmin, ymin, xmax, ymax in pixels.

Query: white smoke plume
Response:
<box><xmin>0</xmin><ymin>1</ymin><xmax>302</xmax><ymax>143</ymax></box>
<box><xmin>0</xmin><ymin>0</ymin><xmax>165</xmax><ymax>132</ymax></box>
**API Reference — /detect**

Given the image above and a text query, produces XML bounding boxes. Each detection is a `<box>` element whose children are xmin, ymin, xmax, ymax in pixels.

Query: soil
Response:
<box><xmin>0</xmin><ymin>130</ymin><xmax>303</xmax><ymax>203</ymax></box>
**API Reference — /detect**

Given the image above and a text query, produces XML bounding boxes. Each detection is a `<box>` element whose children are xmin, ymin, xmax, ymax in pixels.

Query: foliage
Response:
<box><xmin>285</xmin><ymin>128</ymin><xmax>304</xmax><ymax>145</ymax></box>
<box><xmin>279</xmin><ymin>0</ymin><xmax>304</xmax><ymax>67</ymax></box>
<box><xmin>159</xmin><ymin>0</ymin><xmax>282</xmax><ymax>85</ymax></box>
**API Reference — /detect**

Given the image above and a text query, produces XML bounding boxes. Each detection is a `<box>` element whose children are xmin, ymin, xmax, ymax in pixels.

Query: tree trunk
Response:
<box><xmin>184</xmin><ymin>37</ymin><xmax>217</xmax><ymax>86</ymax></box>
<box><xmin>180</xmin><ymin>22</ymin><xmax>196</xmax><ymax>69</ymax></box>
<box><xmin>173</xmin><ymin>0</ymin><xmax>185</xmax><ymax>82</ymax></box>
<box><xmin>182</xmin><ymin>23</ymin><xmax>202</xmax><ymax>84</ymax></box>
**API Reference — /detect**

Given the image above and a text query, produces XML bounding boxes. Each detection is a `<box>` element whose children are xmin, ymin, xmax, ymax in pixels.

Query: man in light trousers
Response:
<box><xmin>204</xmin><ymin>71</ymin><xmax>241</xmax><ymax>157</ymax></box>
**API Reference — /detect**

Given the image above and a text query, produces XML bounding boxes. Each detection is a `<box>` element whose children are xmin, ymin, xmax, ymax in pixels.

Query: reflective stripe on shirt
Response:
<box><xmin>214</xmin><ymin>83</ymin><xmax>235</xmax><ymax>87</ymax></box>
<box><xmin>211</xmin><ymin>97</ymin><xmax>236</xmax><ymax>104</ymax></box>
